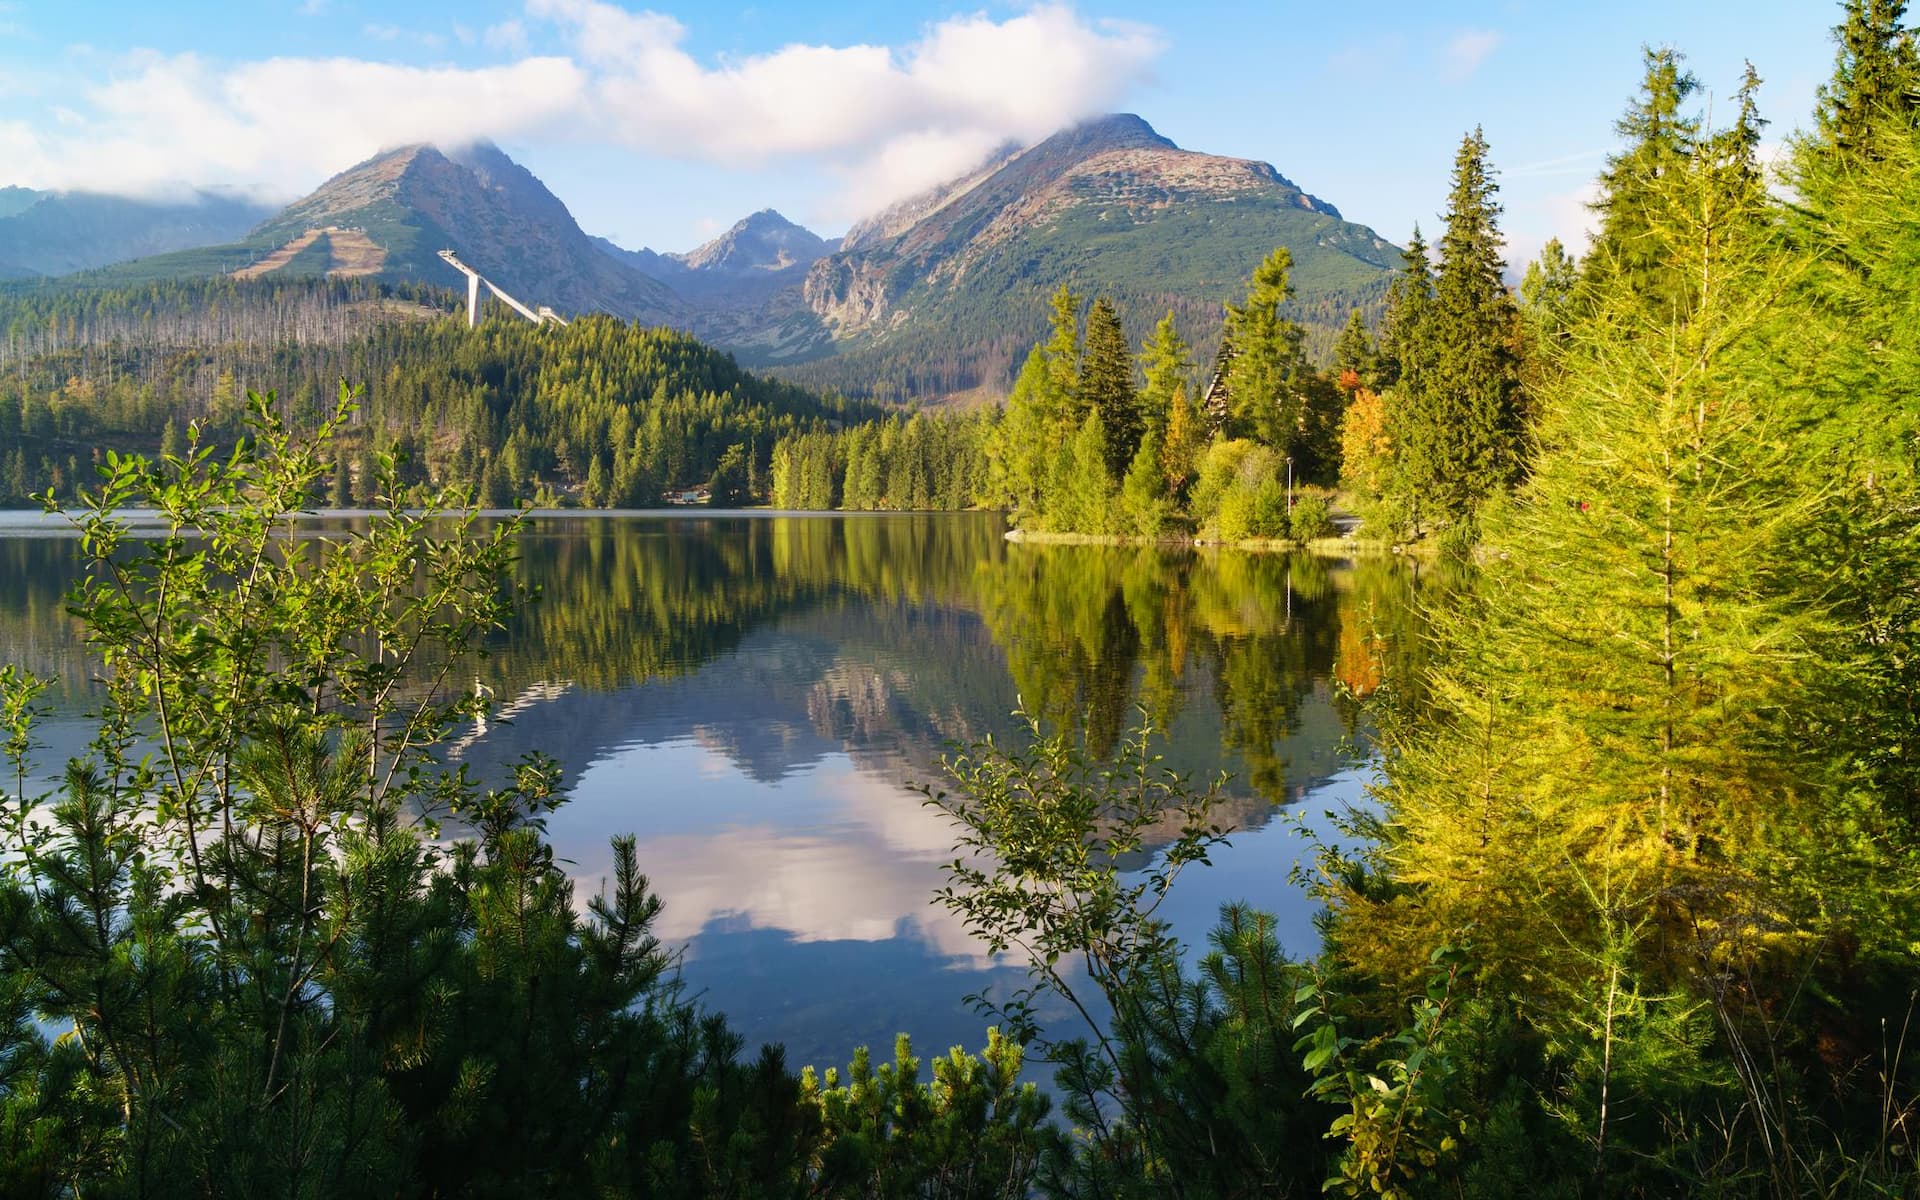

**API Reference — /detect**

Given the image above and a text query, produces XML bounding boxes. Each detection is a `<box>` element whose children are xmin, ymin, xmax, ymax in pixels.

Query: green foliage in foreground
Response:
<box><xmin>0</xmin><ymin>389</ymin><xmax>1059</xmax><ymax>1198</ymax></box>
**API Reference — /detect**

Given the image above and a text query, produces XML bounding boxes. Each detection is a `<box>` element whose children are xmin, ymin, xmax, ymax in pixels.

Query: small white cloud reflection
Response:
<box><xmin>552</xmin><ymin>747</ymin><xmax>995</xmax><ymax>965</ymax></box>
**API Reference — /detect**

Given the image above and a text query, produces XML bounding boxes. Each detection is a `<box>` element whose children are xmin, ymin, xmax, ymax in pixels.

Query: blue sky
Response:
<box><xmin>0</xmin><ymin>1</ymin><xmax>1841</xmax><ymax>267</ymax></box>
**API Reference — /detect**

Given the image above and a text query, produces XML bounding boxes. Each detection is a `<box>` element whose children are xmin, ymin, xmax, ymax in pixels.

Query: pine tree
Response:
<box><xmin>1080</xmin><ymin>298</ymin><xmax>1143</xmax><ymax>479</ymax></box>
<box><xmin>1813</xmin><ymin>0</ymin><xmax>1919</xmax><ymax>164</ymax></box>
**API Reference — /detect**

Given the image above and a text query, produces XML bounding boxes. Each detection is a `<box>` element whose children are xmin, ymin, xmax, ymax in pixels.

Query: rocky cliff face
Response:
<box><xmin>798</xmin><ymin>113</ymin><xmax>1371</xmax><ymax>340</ymax></box>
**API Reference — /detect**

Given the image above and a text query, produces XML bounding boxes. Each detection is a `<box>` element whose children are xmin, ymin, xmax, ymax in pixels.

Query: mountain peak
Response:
<box><xmin>240</xmin><ymin>138</ymin><xmax>679</xmax><ymax>321</ymax></box>
<box><xmin>677</xmin><ymin>209</ymin><xmax>828</xmax><ymax>274</ymax></box>
<box><xmin>1060</xmin><ymin>112</ymin><xmax>1179</xmax><ymax>153</ymax></box>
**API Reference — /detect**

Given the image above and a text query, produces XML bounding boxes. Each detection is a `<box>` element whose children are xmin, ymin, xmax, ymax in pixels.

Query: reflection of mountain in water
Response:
<box><xmin>444</xmin><ymin>522</ymin><xmax>1422</xmax><ymax>844</ymax></box>
<box><xmin>0</xmin><ymin>512</ymin><xmax>1427</xmax><ymax>1063</ymax></box>
<box><xmin>0</xmin><ymin>511</ymin><xmax>1423</xmax><ymax>813</ymax></box>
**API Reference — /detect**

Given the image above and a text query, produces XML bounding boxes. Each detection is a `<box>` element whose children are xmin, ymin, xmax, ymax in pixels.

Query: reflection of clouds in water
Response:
<box><xmin>553</xmin><ymin>750</ymin><xmax>994</xmax><ymax>965</ymax></box>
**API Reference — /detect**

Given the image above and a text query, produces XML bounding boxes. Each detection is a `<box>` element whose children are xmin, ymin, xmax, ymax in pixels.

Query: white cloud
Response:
<box><xmin>1441</xmin><ymin>29</ymin><xmax>1500</xmax><ymax>83</ymax></box>
<box><xmin>484</xmin><ymin>18</ymin><xmax>529</xmax><ymax>53</ymax></box>
<box><xmin>6</xmin><ymin>52</ymin><xmax>586</xmax><ymax>200</ymax></box>
<box><xmin>5</xmin><ymin>2</ymin><xmax>1163</xmax><ymax>218</ymax></box>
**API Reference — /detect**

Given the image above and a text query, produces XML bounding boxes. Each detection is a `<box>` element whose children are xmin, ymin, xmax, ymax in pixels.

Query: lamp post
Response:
<box><xmin>1285</xmin><ymin>456</ymin><xmax>1294</xmax><ymax>513</ymax></box>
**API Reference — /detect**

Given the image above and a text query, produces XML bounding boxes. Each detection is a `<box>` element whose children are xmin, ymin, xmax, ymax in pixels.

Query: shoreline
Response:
<box><xmin>1002</xmin><ymin>527</ymin><xmax>1436</xmax><ymax>558</ymax></box>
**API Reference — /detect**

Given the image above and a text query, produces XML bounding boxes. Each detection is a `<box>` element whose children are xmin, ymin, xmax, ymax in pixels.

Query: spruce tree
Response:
<box><xmin>1717</xmin><ymin>60</ymin><xmax>1769</xmax><ymax>199</ymax></box>
<box><xmin>1080</xmin><ymin>297</ymin><xmax>1143</xmax><ymax>479</ymax></box>
<box><xmin>1377</xmin><ymin>228</ymin><xmax>1434</xmax><ymax>390</ymax></box>
<box><xmin>330</xmin><ymin>448</ymin><xmax>351</xmax><ymax>508</ymax></box>
<box><xmin>1813</xmin><ymin>0</ymin><xmax>1919</xmax><ymax>163</ymax></box>
<box><xmin>1585</xmin><ymin>47</ymin><xmax>1701</xmax><ymax>315</ymax></box>
<box><xmin>1401</xmin><ymin>128</ymin><xmax>1525</xmax><ymax>527</ymax></box>
<box><xmin>1332</xmin><ymin>309</ymin><xmax>1376</xmax><ymax>388</ymax></box>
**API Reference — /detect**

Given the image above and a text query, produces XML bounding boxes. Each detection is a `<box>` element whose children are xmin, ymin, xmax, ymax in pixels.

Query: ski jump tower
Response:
<box><xmin>438</xmin><ymin>249</ymin><xmax>570</xmax><ymax>328</ymax></box>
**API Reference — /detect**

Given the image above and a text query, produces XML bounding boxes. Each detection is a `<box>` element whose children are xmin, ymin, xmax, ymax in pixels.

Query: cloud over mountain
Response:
<box><xmin>2</xmin><ymin>2</ymin><xmax>1162</xmax><ymax>216</ymax></box>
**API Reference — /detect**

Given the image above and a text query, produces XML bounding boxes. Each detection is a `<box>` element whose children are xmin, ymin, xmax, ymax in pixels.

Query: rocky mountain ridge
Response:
<box><xmin>10</xmin><ymin>114</ymin><xmax>1398</xmax><ymax>399</ymax></box>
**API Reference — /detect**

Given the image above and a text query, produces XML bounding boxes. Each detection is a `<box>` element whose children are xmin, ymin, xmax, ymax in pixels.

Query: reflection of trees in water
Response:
<box><xmin>485</xmin><ymin>514</ymin><xmax>1009</xmax><ymax>692</ymax></box>
<box><xmin>971</xmin><ymin>544</ymin><xmax>1428</xmax><ymax>802</ymax></box>
<box><xmin>0</xmin><ymin>535</ymin><xmax>95</xmax><ymax>699</ymax></box>
<box><xmin>0</xmin><ymin>515</ymin><xmax>1428</xmax><ymax>808</ymax></box>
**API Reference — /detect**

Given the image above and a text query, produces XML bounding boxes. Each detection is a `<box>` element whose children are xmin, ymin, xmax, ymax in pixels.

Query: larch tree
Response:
<box><xmin>1160</xmin><ymin>382</ymin><xmax>1203</xmax><ymax>501</ymax></box>
<box><xmin>1220</xmin><ymin>247</ymin><xmax>1312</xmax><ymax>457</ymax></box>
<box><xmin>987</xmin><ymin>349</ymin><xmax>1057</xmax><ymax>522</ymax></box>
<box><xmin>1338</xmin><ymin>93</ymin><xmax>1920</xmax><ymax>1188</ymax></box>
<box><xmin>1043</xmin><ymin>285</ymin><xmax>1083</xmax><ymax>420</ymax></box>
<box><xmin>1138</xmin><ymin>312</ymin><xmax>1193</xmax><ymax>442</ymax></box>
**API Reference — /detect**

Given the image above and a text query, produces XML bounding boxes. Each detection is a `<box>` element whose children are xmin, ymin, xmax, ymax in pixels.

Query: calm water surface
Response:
<box><xmin>0</xmin><ymin>510</ymin><xmax>1424</xmax><ymax>1069</ymax></box>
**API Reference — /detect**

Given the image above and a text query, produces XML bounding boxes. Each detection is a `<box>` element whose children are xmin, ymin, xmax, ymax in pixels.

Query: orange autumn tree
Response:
<box><xmin>1337</xmin><ymin>373</ymin><xmax>1392</xmax><ymax>496</ymax></box>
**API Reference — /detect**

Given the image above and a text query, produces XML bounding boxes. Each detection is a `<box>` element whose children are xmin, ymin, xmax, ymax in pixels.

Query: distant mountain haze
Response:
<box><xmin>6</xmin><ymin>115</ymin><xmax>1399</xmax><ymax>400</ymax></box>
<box><xmin>0</xmin><ymin>189</ymin><xmax>272</xmax><ymax>278</ymax></box>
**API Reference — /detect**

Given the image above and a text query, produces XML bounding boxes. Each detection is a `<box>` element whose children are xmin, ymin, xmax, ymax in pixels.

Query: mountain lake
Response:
<box><xmin>0</xmin><ymin>509</ymin><xmax>1427</xmax><ymax>1071</ymax></box>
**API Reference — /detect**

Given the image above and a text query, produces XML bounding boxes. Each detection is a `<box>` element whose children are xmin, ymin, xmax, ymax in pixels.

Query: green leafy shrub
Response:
<box><xmin>1288</xmin><ymin>492</ymin><xmax>1337</xmax><ymax>541</ymax></box>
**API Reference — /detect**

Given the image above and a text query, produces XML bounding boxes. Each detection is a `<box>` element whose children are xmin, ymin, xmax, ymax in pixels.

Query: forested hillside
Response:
<box><xmin>0</xmin><ymin>279</ymin><xmax>868</xmax><ymax>507</ymax></box>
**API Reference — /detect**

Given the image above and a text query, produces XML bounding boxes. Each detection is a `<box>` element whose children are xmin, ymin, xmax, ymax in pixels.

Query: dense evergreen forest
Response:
<box><xmin>4</xmin><ymin>3</ymin><xmax>1920</xmax><ymax>1196</ymax></box>
<box><xmin>0</xmin><ymin>280</ymin><xmax>876</xmax><ymax>507</ymax></box>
